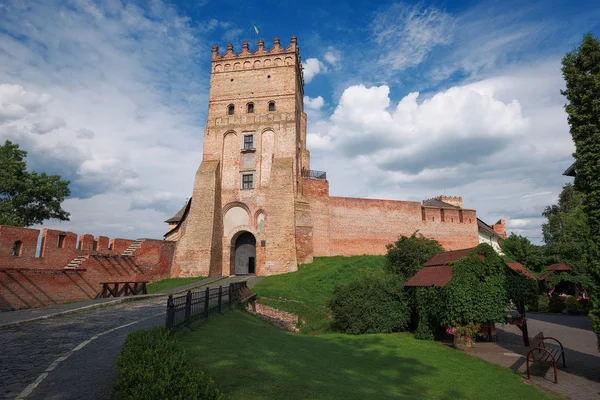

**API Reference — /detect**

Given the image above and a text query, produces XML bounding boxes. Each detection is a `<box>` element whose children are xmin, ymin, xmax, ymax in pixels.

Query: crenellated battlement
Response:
<box><xmin>422</xmin><ymin>195</ymin><xmax>464</xmax><ymax>209</ymax></box>
<box><xmin>210</xmin><ymin>36</ymin><xmax>304</xmax><ymax>85</ymax></box>
<box><xmin>0</xmin><ymin>225</ymin><xmax>139</xmax><ymax>269</ymax></box>
<box><xmin>212</xmin><ymin>36</ymin><xmax>298</xmax><ymax>61</ymax></box>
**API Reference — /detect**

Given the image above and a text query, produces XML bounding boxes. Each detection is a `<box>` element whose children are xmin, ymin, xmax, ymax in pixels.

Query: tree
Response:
<box><xmin>0</xmin><ymin>140</ymin><xmax>70</xmax><ymax>226</ymax></box>
<box><xmin>385</xmin><ymin>232</ymin><xmax>443</xmax><ymax>281</ymax></box>
<box><xmin>541</xmin><ymin>184</ymin><xmax>591</xmax><ymax>275</ymax></box>
<box><xmin>500</xmin><ymin>233</ymin><xmax>546</xmax><ymax>272</ymax></box>
<box><xmin>561</xmin><ymin>33</ymin><xmax>600</xmax><ymax>347</ymax></box>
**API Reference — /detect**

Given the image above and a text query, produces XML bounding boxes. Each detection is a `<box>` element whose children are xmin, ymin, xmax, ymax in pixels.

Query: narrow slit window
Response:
<box><xmin>11</xmin><ymin>241</ymin><xmax>22</xmax><ymax>257</ymax></box>
<box><xmin>242</xmin><ymin>174</ymin><xmax>254</xmax><ymax>189</ymax></box>
<box><xmin>227</xmin><ymin>104</ymin><xmax>235</xmax><ymax>115</ymax></box>
<box><xmin>57</xmin><ymin>233</ymin><xmax>66</xmax><ymax>248</ymax></box>
<box><xmin>268</xmin><ymin>101</ymin><xmax>275</xmax><ymax>112</ymax></box>
<box><xmin>247</xmin><ymin>103</ymin><xmax>254</xmax><ymax>113</ymax></box>
<box><xmin>244</xmin><ymin>135</ymin><xmax>254</xmax><ymax>150</ymax></box>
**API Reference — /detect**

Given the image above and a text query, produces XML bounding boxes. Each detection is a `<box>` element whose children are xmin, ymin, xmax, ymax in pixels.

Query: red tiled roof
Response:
<box><xmin>405</xmin><ymin>266</ymin><xmax>454</xmax><ymax>287</ymax></box>
<box><xmin>424</xmin><ymin>248</ymin><xmax>475</xmax><ymax>267</ymax></box>
<box><xmin>507</xmin><ymin>262</ymin><xmax>537</xmax><ymax>280</ymax></box>
<box><xmin>538</xmin><ymin>264</ymin><xmax>573</xmax><ymax>280</ymax></box>
<box><xmin>548</xmin><ymin>263</ymin><xmax>572</xmax><ymax>271</ymax></box>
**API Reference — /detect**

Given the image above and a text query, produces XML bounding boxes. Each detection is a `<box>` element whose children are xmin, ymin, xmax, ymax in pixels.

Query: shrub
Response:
<box><xmin>537</xmin><ymin>295</ymin><xmax>549</xmax><ymax>312</ymax></box>
<box><xmin>548</xmin><ymin>295</ymin><xmax>566</xmax><ymax>313</ymax></box>
<box><xmin>112</xmin><ymin>328</ymin><xmax>223</xmax><ymax>400</ymax></box>
<box><xmin>565</xmin><ymin>296</ymin><xmax>581</xmax><ymax>314</ymax></box>
<box><xmin>413</xmin><ymin>321</ymin><xmax>434</xmax><ymax>340</ymax></box>
<box><xmin>329</xmin><ymin>273</ymin><xmax>409</xmax><ymax>334</ymax></box>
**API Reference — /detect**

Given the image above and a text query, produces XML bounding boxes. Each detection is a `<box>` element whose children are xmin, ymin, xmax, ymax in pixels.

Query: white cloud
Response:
<box><xmin>323</xmin><ymin>48</ymin><xmax>341</xmax><ymax>68</ymax></box>
<box><xmin>313</xmin><ymin>83</ymin><xmax>527</xmax><ymax>172</ymax></box>
<box><xmin>32</xmin><ymin>116</ymin><xmax>66</xmax><ymax>135</ymax></box>
<box><xmin>0</xmin><ymin>0</ymin><xmax>207</xmax><ymax>239</ymax></box>
<box><xmin>304</xmin><ymin>95</ymin><xmax>325</xmax><ymax>110</ymax></box>
<box><xmin>76</xmin><ymin>128</ymin><xmax>95</xmax><ymax>139</ymax></box>
<box><xmin>303</xmin><ymin>58</ymin><xmax>327</xmax><ymax>83</ymax></box>
<box><xmin>306</xmin><ymin>60</ymin><xmax>573</xmax><ymax>244</ymax></box>
<box><xmin>371</xmin><ymin>3</ymin><xmax>454</xmax><ymax>75</ymax></box>
<box><xmin>0</xmin><ymin>84</ymin><xmax>51</xmax><ymax>122</ymax></box>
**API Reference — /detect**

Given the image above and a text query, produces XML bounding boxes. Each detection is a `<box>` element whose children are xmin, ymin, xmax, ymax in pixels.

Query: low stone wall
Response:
<box><xmin>247</xmin><ymin>302</ymin><xmax>299</xmax><ymax>332</ymax></box>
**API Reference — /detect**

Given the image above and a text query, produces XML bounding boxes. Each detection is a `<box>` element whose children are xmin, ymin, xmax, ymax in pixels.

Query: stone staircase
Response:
<box><xmin>122</xmin><ymin>239</ymin><xmax>144</xmax><ymax>256</ymax></box>
<box><xmin>65</xmin><ymin>255</ymin><xmax>88</xmax><ymax>269</ymax></box>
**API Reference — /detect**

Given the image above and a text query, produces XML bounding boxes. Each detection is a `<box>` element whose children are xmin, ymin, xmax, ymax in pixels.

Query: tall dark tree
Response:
<box><xmin>561</xmin><ymin>33</ymin><xmax>600</xmax><ymax>347</ymax></box>
<box><xmin>0</xmin><ymin>140</ymin><xmax>71</xmax><ymax>226</ymax></box>
<box><xmin>541</xmin><ymin>184</ymin><xmax>591</xmax><ymax>274</ymax></box>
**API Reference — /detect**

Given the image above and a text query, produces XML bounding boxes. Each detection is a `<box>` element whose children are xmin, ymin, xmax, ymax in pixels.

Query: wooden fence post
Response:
<box><xmin>185</xmin><ymin>290</ymin><xmax>192</xmax><ymax>325</ymax></box>
<box><xmin>166</xmin><ymin>295</ymin><xmax>174</xmax><ymax>330</ymax></box>
<box><xmin>204</xmin><ymin>287</ymin><xmax>210</xmax><ymax>318</ymax></box>
<box><xmin>218</xmin><ymin>286</ymin><xmax>222</xmax><ymax>314</ymax></box>
<box><xmin>229</xmin><ymin>284</ymin><xmax>233</xmax><ymax>310</ymax></box>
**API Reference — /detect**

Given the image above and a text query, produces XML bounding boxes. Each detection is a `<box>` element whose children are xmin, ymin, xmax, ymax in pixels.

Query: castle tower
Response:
<box><xmin>169</xmin><ymin>37</ymin><xmax>313</xmax><ymax>277</ymax></box>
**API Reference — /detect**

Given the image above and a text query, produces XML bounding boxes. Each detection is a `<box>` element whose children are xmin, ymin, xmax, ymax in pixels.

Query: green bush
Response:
<box><xmin>413</xmin><ymin>321</ymin><xmax>434</xmax><ymax>340</ymax></box>
<box><xmin>537</xmin><ymin>295</ymin><xmax>549</xmax><ymax>312</ymax></box>
<box><xmin>548</xmin><ymin>295</ymin><xmax>566</xmax><ymax>313</ymax></box>
<box><xmin>565</xmin><ymin>296</ymin><xmax>581</xmax><ymax>314</ymax></box>
<box><xmin>329</xmin><ymin>273</ymin><xmax>409</xmax><ymax>334</ymax></box>
<box><xmin>112</xmin><ymin>328</ymin><xmax>223</xmax><ymax>400</ymax></box>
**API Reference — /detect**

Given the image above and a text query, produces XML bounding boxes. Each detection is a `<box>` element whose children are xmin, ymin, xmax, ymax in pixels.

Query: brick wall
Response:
<box><xmin>303</xmin><ymin>178</ymin><xmax>479</xmax><ymax>257</ymax></box>
<box><xmin>0</xmin><ymin>225</ymin><xmax>174</xmax><ymax>310</ymax></box>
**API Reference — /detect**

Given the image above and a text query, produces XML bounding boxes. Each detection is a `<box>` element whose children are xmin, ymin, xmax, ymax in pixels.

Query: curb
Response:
<box><xmin>0</xmin><ymin>276</ymin><xmax>228</xmax><ymax>329</ymax></box>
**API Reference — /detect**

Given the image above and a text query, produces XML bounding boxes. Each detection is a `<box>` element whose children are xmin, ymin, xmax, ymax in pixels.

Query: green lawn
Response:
<box><xmin>178</xmin><ymin>311</ymin><xmax>553</xmax><ymax>400</ymax></box>
<box><xmin>146</xmin><ymin>276</ymin><xmax>206</xmax><ymax>293</ymax></box>
<box><xmin>253</xmin><ymin>255</ymin><xmax>385</xmax><ymax>333</ymax></box>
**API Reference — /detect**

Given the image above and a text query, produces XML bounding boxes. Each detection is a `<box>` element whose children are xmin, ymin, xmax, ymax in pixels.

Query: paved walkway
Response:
<box><xmin>0</xmin><ymin>276</ymin><xmax>226</xmax><ymax>328</ymax></box>
<box><xmin>469</xmin><ymin>312</ymin><xmax>600</xmax><ymax>399</ymax></box>
<box><xmin>0</xmin><ymin>276</ymin><xmax>250</xmax><ymax>400</ymax></box>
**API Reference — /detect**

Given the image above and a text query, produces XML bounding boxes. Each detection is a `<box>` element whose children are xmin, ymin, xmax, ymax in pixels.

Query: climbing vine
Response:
<box><xmin>411</xmin><ymin>244</ymin><xmax>538</xmax><ymax>341</ymax></box>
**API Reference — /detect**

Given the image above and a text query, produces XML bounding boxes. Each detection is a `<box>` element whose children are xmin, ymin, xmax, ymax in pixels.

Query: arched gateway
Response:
<box><xmin>233</xmin><ymin>231</ymin><xmax>256</xmax><ymax>275</ymax></box>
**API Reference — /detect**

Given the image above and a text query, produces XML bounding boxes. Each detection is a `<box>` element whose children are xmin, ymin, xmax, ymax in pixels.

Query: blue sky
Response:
<box><xmin>1</xmin><ymin>0</ymin><xmax>599</xmax><ymax>243</ymax></box>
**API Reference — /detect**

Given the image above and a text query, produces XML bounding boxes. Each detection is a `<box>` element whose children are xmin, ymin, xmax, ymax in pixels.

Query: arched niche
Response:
<box><xmin>260</xmin><ymin>129</ymin><xmax>274</xmax><ymax>186</ymax></box>
<box><xmin>224</xmin><ymin>206</ymin><xmax>250</xmax><ymax>236</ymax></box>
<box><xmin>256</xmin><ymin>211</ymin><xmax>266</xmax><ymax>235</ymax></box>
<box><xmin>222</xmin><ymin>131</ymin><xmax>238</xmax><ymax>190</ymax></box>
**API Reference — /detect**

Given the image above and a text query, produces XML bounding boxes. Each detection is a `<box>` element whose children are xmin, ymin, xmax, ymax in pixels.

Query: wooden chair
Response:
<box><xmin>526</xmin><ymin>332</ymin><xmax>566</xmax><ymax>383</ymax></box>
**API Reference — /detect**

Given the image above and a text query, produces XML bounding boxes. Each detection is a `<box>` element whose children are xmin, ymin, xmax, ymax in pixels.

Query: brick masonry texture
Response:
<box><xmin>248</xmin><ymin>301</ymin><xmax>300</xmax><ymax>332</ymax></box>
<box><xmin>168</xmin><ymin>36</ymin><xmax>481</xmax><ymax>278</ymax></box>
<box><xmin>0</xmin><ymin>225</ymin><xmax>174</xmax><ymax>310</ymax></box>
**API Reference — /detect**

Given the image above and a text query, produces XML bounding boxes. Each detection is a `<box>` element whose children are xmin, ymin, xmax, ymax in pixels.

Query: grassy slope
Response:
<box><xmin>253</xmin><ymin>255</ymin><xmax>385</xmax><ymax>333</ymax></box>
<box><xmin>178</xmin><ymin>311</ymin><xmax>553</xmax><ymax>400</ymax></box>
<box><xmin>146</xmin><ymin>276</ymin><xmax>206</xmax><ymax>294</ymax></box>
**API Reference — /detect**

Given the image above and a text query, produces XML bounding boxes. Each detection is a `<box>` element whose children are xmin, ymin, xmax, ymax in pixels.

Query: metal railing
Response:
<box><xmin>165</xmin><ymin>282</ymin><xmax>250</xmax><ymax>330</ymax></box>
<box><xmin>302</xmin><ymin>169</ymin><xmax>327</xmax><ymax>180</ymax></box>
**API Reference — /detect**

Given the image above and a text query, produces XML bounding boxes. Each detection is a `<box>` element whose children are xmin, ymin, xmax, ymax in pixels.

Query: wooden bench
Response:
<box><xmin>98</xmin><ymin>281</ymin><xmax>148</xmax><ymax>298</ymax></box>
<box><xmin>526</xmin><ymin>332</ymin><xmax>566</xmax><ymax>383</ymax></box>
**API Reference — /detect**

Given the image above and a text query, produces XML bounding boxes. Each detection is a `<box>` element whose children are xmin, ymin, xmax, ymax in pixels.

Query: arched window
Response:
<box><xmin>227</xmin><ymin>104</ymin><xmax>235</xmax><ymax>115</ymax></box>
<box><xmin>11</xmin><ymin>241</ymin><xmax>22</xmax><ymax>257</ymax></box>
<box><xmin>268</xmin><ymin>101</ymin><xmax>275</xmax><ymax>112</ymax></box>
<box><xmin>247</xmin><ymin>103</ymin><xmax>254</xmax><ymax>113</ymax></box>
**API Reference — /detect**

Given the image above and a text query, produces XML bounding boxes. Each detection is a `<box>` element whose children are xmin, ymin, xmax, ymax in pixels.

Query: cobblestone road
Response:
<box><xmin>0</xmin><ymin>297</ymin><xmax>165</xmax><ymax>400</ymax></box>
<box><xmin>0</xmin><ymin>276</ymin><xmax>249</xmax><ymax>400</ymax></box>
